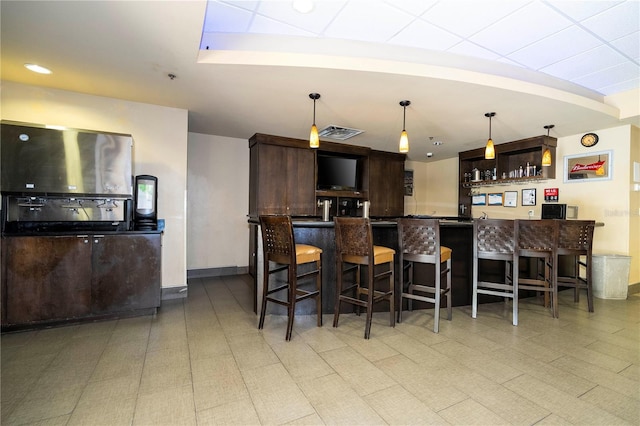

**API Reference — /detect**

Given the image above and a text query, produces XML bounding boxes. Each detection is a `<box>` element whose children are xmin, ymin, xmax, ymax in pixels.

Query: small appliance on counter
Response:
<box><xmin>134</xmin><ymin>174</ymin><xmax>158</xmax><ymax>230</ymax></box>
<box><xmin>541</xmin><ymin>203</ymin><xmax>566</xmax><ymax>219</ymax></box>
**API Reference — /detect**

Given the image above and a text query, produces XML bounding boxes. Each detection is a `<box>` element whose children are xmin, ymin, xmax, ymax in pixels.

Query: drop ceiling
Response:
<box><xmin>1</xmin><ymin>0</ymin><xmax>638</xmax><ymax>161</ymax></box>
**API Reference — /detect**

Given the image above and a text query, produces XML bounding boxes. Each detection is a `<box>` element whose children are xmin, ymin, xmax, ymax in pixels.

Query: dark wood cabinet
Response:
<box><xmin>91</xmin><ymin>234</ymin><xmax>161</xmax><ymax>314</ymax></box>
<box><xmin>1</xmin><ymin>232</ymin><xmax>161</xmax><ymax>328</ymax></box>
<box><xmin>249</xmin><ymin>134</ymin><xmax>316</xmax><ymax>216</ymax></box>
<box><xmin>458</xmin><ymin>135</ymin><xmax>557</xmax><ymax>217</ymax></box>
<box><xmin>369</xmin><ymin>150</ymin><xmax>405</xmax><ymax>217</ymax></box>
<box><xmin>3</xmin><ymin>236</ymin><xmax>92</xmax><ymax>324</ymax></box>
<box><xmin>249</xmin><ymin>133</ymin><xmax>406</xmax><ymax>218</ymax></box>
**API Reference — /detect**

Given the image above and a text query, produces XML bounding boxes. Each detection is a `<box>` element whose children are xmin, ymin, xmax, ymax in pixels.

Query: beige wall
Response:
<box><xmin>404</xmin><ymin>157</ymin><xmax>459</xmax><ymax>217</ymax></box>
<box><xmin>1</xmin><ymin>81</ymin><xmax>189</xmax><ymax>289</ymax></box>
<box><xmin>407</xmin><ymin>124</ymin><xmax>639</xmax><ymax>286</ymax></box>
<box><xmin>187</xmin><ymin>133</ymin><xmax>249</xmax><ymax>270</ymax></box>
<box><xmin>629</xmin><ymin>125</ymin><xmax>640</xmax><ymax>285</ymax></box>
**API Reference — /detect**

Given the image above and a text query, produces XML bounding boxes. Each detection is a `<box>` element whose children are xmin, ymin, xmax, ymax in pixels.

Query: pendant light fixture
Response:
<box><xmin>309</xmin><ymin>93</ymin><xmax>321</xmax><ymax>149</ymax></box>
<box><xmin>399</xmin><ymin>100</ymin><xmax>411</xmax><ymax>153</ymax></box>
<box><xmin>484</xmin><ymin>112</ymin><xmax>496</xmax><ymax>160</ymax></box>
<box><xmin>542</xmin><ymin>124</ymin><xmax>554</xmax><ymax>167</ymax></box>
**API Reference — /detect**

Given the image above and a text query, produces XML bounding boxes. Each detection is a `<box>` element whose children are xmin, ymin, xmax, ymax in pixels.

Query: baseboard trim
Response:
<box><xmin>628</xmin><ymin>282</ymin><xmax>640</xmax><ymax>295</ymax></box>
<box><xmin>162</xmin><ymin>286</ymin><xmax>188</xmax><ymax>300</ymax></box>
<box><xmin>187</xmin><ymin>266</ymin><xmax>249</xmax><ymax>279</ymax></box>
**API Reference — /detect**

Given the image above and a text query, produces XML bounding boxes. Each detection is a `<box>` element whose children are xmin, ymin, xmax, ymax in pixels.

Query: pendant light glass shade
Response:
<box><xmin>485</xmin><ymin>138</ymin><xmax>495</xmax><ymax>160</ymax></box>
<box><xmin>399</xmin><ymin>130</ymin><xmax>409</xmax><ymax>153</ymax></box>
<box><xmin>309</xmin><ymin>93</ymin><xmax>321</xmax><ymax>149</ymax></box>
<box><xmin>309</xmin><ymin>124</ymin><xmax>319</xmax><ymax>148</ymax></box>
<box><xmin>541</xmin><ymin>148</ymin><xmax>552</xmax><ymax>166</ymax></box>
<box><xmin>542</xmin><ymin>124</ymin><xmax>554</xmax><ymax>167</ymax></box>
<box><xmin>399</xmin><ymin>100</ymin><xmax>410</xmax><ymax>153</ymax></box>
<box><xmin>484</xmin><ymin>112</ymin><xmax>496</xmax><ymax>160</ymax></box>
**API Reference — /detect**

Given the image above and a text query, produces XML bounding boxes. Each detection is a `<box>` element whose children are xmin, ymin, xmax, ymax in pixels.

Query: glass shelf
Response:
<box><xmin>461</xmin><ymin>176</ymin><xmax>547</xmax><ymax>188</ymax></box>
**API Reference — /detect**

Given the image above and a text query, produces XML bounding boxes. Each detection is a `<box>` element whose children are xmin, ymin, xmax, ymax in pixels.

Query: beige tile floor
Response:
<box><xmin>2</xmin><ymin>275</ymin><xmax>638</xmax><ymax>425</ymax></box>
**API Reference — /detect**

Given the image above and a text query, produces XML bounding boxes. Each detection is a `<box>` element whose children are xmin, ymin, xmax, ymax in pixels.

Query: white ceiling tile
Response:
<box><xmin>573</xmin><ymin>61</ymin><xmax>640</xmax><ymax>89</ymax></box>
<box><xmin>420</xmin><ymin>0</ymin><xmax>527</xmax><ymax>38</ymax></box>
<box><xmin>541</xmin><ymin>45</ymin><xmax>629</xmax><ymax>81</ymax></box>
<box><xmin>384</xmin><ymin>0</ymin><xmax>437</xmax><ymax>16</ymax></box>
<box><xmin>249</xmin><ymin>14</ymin><xmax>316</xmax><ymax>36</ymax></box>
<box><xmin>597</xmin><ymin>74</ymin><xmax>640</xmax><ymax>95</ymax></box>
<box><xmin>390</xmin><ymin>19</ymin><xmax>461</xmax><ymax>50</ymax></box>
<box><xmin>508</xmin><ymin>26</ymin><xmax>602</xmax><ymax>70</ymax></box>
<box><xmin>496</xmin><ymin>57</ymin><xmax>526</xmax><ymax>68</ymax></box>
<box><xmin>611</xmin><ymin>31</ymin><xmax>640</xmax><ymax>60</ymax></box>
<box><xmin>203</xmin><ymin>1</ymin><xmax>255</xmax><ymax>33</ymax></box>
<box><xmin>581</xmin><ymin>1</ymin><xmax>640</xmax><ymax>41</ymax></box>
<box><xmin>218</xmin><ymin>0</ymin><xmax>259</xmax><ymax>13</ymax></box>
<box><xmin>200</xmin><ymin>0</ymin><xmax>639</xmax><ymax>96</ymax></box>
<box><xmin>323</xmin><ymin>1</ymin><xmax>413</xmax><ymax>42</ymax></box>
<box><xmin>447</xmin><ymin>40</ymin><xmax>501</xmax><ymax>61</ymax></box>
<box><xmin>255</xmin><ymin>0</ymin><xmax>347</xmax><ymax>35</ymax></box>
<box><xmin>470</xmin><ymin>3</ymin><xmax>574</xmax><ymax>55</ymax></box>
<box><xmin>547</xmin><ymin>0</ymin><xmax>623</xmax><ymax>22</ymax></box>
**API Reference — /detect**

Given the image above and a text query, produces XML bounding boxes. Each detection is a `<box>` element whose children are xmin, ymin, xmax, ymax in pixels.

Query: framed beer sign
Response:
<box><xmin>564</xmin><ymin>150</ymin><xmax>612</xmax><ymax>183</ymax></box>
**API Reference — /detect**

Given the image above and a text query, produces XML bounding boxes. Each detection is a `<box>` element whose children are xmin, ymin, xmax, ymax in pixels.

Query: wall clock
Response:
<box><xmin>581</xmin><ymin>133</ymin><xmax>599</xmax><ymax>147</ymax></box>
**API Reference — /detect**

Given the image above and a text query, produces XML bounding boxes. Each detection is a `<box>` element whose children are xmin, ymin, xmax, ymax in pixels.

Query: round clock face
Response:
<box><xmin>581</xmin><ymin>133</ymin><xmax>599</xmax><ymax>147</ymax></box>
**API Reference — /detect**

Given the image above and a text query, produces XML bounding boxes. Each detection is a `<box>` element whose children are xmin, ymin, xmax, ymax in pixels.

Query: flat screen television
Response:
<box><xmin>317</xmin><ymin>154</ymin><xmax>358</xmax><ymax>191</ymax></box>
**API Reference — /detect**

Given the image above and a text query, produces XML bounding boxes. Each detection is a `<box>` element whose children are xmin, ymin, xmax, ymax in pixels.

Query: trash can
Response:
<box><xmin>592</xmin><ymin>254</ymin><xmax>631</xmax><ymax>299</ymax></box>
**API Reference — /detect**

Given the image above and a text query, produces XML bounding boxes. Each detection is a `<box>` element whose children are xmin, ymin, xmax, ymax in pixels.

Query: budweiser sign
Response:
<box><xmin>570</xmin><ymin>160</ymin><xmax>605</xmax><ymax>173</ymax></box>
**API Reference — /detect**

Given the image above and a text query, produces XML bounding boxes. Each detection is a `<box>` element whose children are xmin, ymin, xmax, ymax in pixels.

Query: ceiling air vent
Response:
<box><xmin>318</xmin><ymin>125</ymin><xmax>364</xmax><ymax>140</ymax></box>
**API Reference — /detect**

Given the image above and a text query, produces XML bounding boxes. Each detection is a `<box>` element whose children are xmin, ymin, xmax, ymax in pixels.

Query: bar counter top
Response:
<box><xmin>248</xmin><ymin>216</ymin><xmax>473</xmax><ymax>227</ymax></box>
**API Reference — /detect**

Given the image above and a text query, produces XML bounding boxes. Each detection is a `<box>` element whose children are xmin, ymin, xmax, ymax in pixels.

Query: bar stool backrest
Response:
<box><xmin>558</xmin><ymin>220</ymin><xmax>595</xmax><ymax>252</ymax></box>
<box><xmin>398</xmin><ymin>218</ymin><xmax>439</xmax><ymax>259</ymax></box>
<box><xmin>475</xmin><ymin>219</ymin><xmax>515</xmax><ymax>257</ymax></box>
<box><xmin>516</xmin><ymin>219</ymin><xmax>559</xmax><ymax>252</ymax></box>
<box><xmin>260</xmin><ymin>215</ymin><xmax>295</xmax><ymax>265</ymax></box>
<box><xmin>334</xmin><ymin>217</ymin><xmax>374</xmax><ymax>259</ymax></box>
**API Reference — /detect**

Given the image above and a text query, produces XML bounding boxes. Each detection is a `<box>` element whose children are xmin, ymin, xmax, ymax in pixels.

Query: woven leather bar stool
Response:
<box><xmin>556</xmin><ymin>220</ymin><xmax>596</xmax><ymax>314</ymax></box>
<box><xmin>258</xmin><ymin>215</ymin><xmax>322</xmax><ymax>341</ymax></box>
<box><xmin>515</xmin><ymin>219</ymin><xmax>559</xmax><ymax>319</ymax></box>
<box><xmin>472</xmin><ymin>219</ymin><xmax>517</xmax><ymax>325</ymax></box>
<box><xmin>333</xmin><ymin>217</ymin><xmax>395</xmax><ymax>339</ymax></box>
<box><xmin>397</xmin><ymin>218</ymin><xmax>452</xmax><ymax>333</ymax></box>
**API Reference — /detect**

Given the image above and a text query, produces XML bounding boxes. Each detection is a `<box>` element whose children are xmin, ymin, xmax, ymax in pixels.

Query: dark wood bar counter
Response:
<box><xmin>250</xmin><ymin>217</ymin><xmax>475</xmax><ymax>316</ymax></box>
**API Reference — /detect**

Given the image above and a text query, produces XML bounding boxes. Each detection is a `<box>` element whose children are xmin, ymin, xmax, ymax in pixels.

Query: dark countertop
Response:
<box><xmin>2</xmin><ymin>230</ymin><xmax>163</xmax><ymax>237</ymax></box>
<box><xmin>248</xmin><ymin>216</ymin><xmax>473</xmax><ymax>227</ymax></box>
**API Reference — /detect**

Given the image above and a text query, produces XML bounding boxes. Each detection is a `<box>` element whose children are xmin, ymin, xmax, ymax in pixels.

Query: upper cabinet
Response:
<box><xmin>249</xmin><ymin>134</ymin><xmax>316</xmax><ymax>216</ymax></box>
<box><xmin>368</xmin><ymin>150</ymin><xmax>405</xmax><ymax>217</ymax></box>
<box><xmin>458</xmin><ymin>135</ymin><xmax>557</xmax><ymax>217</ymax></box>
<box><xmin>248</xmin><ymin>134</ymin><xmax>406</xmax><ymax>218</ymax></box>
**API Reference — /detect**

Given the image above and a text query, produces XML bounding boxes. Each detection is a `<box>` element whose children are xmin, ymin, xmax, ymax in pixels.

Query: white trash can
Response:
<box><xmin>592</xmin><ymin>254</ymin><xmax>631</xmax><ymax>300</ymax></box>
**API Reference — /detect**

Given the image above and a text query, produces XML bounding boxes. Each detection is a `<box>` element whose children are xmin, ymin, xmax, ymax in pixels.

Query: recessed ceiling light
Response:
<box><xmin>292</xmin><ymin>0</ymin><xmax>314</xmax><ymax>14</ymax></box>
<box><xmin>25</xmin><ymin>63</ymin><xmax>52</xmax><ymax>74</ymax></box>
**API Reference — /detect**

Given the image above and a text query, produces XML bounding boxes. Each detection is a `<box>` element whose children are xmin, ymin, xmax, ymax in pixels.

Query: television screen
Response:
<box><xmin>317</xmin><ymin>155</ymin><xmax>358</xmax><ymax>190</ymax></box>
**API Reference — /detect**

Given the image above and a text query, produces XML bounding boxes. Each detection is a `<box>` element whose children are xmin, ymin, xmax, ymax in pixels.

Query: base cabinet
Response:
<box><xmin>1</xmin><ymin>233</ymin><xmax>161</xmax><ymax>328</ymax></box>
<box><xmin>2</xmin><ymin>236</ymin><xmax>92</xmax><ymax>325</ymax></box>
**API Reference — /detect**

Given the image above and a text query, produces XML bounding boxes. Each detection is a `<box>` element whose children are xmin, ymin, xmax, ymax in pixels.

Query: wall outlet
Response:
<box><xmin>528</xmin><ymin>209</ymin><xmax>534</xmax><ymax>218</ymax></box>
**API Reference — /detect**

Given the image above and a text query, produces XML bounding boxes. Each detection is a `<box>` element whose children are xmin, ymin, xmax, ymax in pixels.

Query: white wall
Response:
<box><xmin>187</xmin><ymin>133</ymin><xmax>249</xmax><ymax>270</ymax></box>
<box><xmin>1</xmin><ymin>81</ymin><xmax>188</xmax><ymax>289</ymax></box>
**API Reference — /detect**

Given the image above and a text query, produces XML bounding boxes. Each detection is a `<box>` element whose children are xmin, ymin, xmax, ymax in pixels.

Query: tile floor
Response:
<box><xmin>1</xmin><ymin>275</ymin><xmax>638</xmax><ymax>425</ymax></box>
